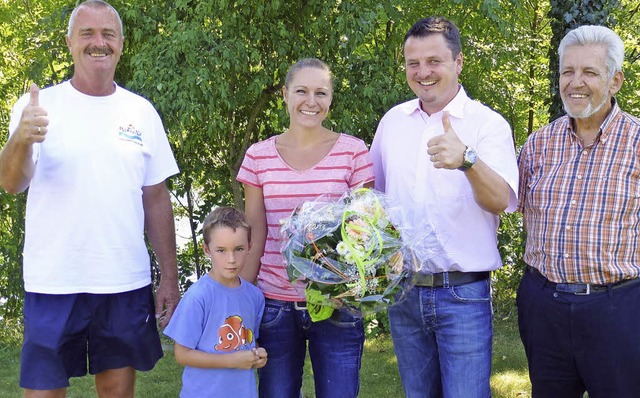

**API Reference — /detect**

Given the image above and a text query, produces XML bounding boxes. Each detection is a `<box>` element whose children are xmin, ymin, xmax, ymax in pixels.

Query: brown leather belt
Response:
<box><xmin>413</xmin><ymin>271</ymin><xmax>490</xmax><ymax>287</ymax></box>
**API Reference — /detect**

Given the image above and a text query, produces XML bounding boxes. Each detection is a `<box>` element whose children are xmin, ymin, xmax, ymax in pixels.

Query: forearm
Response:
<box><xmin>241</xmin><ymin>225</ymin><xmax>266</xmax><ymax>283</ymax></box>
<box><xmin>241</xmin><ymin>184</ymin><xmax>267</xmax><ymax>283</ymax></box>
<box><xmin>0</xmin><ymin>135</ymin><xmax>34</xmax><ymax>194</ymax></box>
<box><xmin>176</xmin><ymin>348</ymin><xmax>236</xmax><ymax>368</ymax></box>
<box><xmin>464</xmin><ymin>159</ymin><xmax>510</xmax><ymax>215</ymax></box>
<box><xmin>142</xmin><ymin>182</ymin><xmax>178</xmax><ymax>281</ymax></box>
<box><xmin>142</xmin><ymin>182</ymin><xmax>179</xmax><ymax>326</ymax></box>
<box><xmin>174</xmin><ymin>344</ymin><xmax>257</xmax><ymax>369</ymax></box>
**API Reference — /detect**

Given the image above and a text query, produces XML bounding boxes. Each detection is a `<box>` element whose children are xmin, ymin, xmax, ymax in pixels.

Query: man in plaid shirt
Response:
<box><xmin>518</xmin><ymin>25</ymin><xmax>640</xmax><ymax>398</ymax></box>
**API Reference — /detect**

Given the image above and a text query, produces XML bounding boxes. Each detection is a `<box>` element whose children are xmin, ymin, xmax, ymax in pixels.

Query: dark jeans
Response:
<box><xmin>257</xmin><ymin>298</ymin><xmax>364</xmax><ymax>398</ymax></box>
<box><xmin>517</xmin><ymin>267</ymin><xmax>640</xmax><ymax>398</ymax></box>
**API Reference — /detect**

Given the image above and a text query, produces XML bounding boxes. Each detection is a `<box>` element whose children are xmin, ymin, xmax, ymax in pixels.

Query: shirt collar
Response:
<box><xmin>399</xmin><ymin>85</ymin><xmax>469</xmax><ymax>119</ymax></box>
<box><xmin>599</xmin><ymin>97</ymin><xmax>621</xmax><ymax>140</ymax></box>
<box><xmin>567</xmin><ymin>97</ymin><xmax>621</xmax><ymax>142</ymax></box>
<box><xmin>443</xmin><ymin>85</ymin><xmax>467</xmax><ymax>118</ymax></box>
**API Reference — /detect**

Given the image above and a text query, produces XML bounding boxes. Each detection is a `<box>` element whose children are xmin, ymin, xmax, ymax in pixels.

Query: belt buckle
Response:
<box><xmin>415</xmin><ymin>273</ymin><xmax>435</xmax><ymax>287</ymax></box>
<box><xmin>574</xmin><ymin>284</ymin><xmax>591</xmax><ymax>295</ymax></box>
<box><xmin>294</xmin><ymin>301</ymin><xmax>307</xmax><ymax>310</ymax></box>
<box><xmin>423</xmin><ymin>274</ymin><xmax>435</xmax><ymax>286</ymax></box>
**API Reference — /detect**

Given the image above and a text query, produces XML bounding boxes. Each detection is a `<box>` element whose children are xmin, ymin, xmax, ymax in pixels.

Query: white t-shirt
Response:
<box><xmin>8</xmin><ymin>81</ymin><xmax>179</xmax><ymax>294</ymax></box>
<box><xmin>370</xmin><ymin>87</ymin><xmax>518</xmax><ymax>273</ymax></box>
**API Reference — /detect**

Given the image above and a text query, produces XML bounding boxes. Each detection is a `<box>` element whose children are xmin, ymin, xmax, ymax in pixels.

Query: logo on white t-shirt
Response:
<box><xmin>118</xmin><ymin>124</ymin><xmax>143</xmax><ymax>146</ymax></box>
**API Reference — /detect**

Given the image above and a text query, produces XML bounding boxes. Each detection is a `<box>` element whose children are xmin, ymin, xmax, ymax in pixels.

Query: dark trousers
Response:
<box><xmin>517</xmin><ymin>267</ymin><xmax>640</xmax><ymax>398</ymax></box>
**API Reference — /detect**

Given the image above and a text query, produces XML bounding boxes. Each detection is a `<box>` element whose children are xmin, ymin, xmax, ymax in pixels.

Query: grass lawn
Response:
<box><xmin>0</xmin><ymin>317</ymin><xmax>530</xmax><ymax>397</ymax></box>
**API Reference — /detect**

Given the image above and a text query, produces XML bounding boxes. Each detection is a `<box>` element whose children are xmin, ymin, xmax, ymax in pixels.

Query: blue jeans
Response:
<box><xmin>257</xmin><ymin>299</ymin><xmax>364</xmax><ymax>398</ymax></box>
<box><xmin>389</xmin><ymin>279</ymin><xmax>493</xmax><ymax>398</ymax></box>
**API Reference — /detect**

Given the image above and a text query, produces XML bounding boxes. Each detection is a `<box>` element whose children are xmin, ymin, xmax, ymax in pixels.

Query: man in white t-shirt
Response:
<box><xmin>370</xmin><ymin>17</ymin><xmax>518</xmax><ymax>398</ymax></box>
<box><xmin>0</xmin><ymin>1</ymin><xmax>179</xmax><ymax>396</ymax></box>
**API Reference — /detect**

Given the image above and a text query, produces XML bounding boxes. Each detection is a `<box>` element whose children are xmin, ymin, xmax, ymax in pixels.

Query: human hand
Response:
<box><xmin>253</xmin><ymin>347</ymin><xmax>268</xmax><ymax>369</ymax></box>
<box><xmin>426</xmin><ymin>112</ymin><xmax>466</xmax><ymax>169</ymax></box>
<box><xmin>155</xmin><ymin>276</ymin><xmax>180</xmax><ymax>329</ymax></box>
<box><xmin>17</xmin><ymin>84</ymin><xmax>49</xmax><ymax>145</ymax></box>
<box><xmin>232</xmin><ymin>349</ymin><xmax>262</xmax><ymax>370</ymax></box>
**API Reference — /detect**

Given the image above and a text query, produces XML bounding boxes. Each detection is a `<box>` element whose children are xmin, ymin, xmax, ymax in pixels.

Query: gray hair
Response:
<box><xmin>67</xmin><ymin>0</ymin><xmax>123</xmax><ymax>38</ymax></box>
<box><xmin>559</xmin><ymin>25</ymin><xmax>624</xmax><ymax>79</ymax></box>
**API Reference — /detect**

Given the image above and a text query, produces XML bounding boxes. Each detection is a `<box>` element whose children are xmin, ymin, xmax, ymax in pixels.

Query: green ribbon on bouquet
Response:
<box><xmin>304</xmin><ymin>188</ymin><xmax>388</xmax><ymax>322</ymax></box>
<box><xmin>305</xmin><ymin>287</ymin><xmax>334</xmax><ymax>322</ymax></box>
<box><xmin>340</xmin><ymin>188</ymin><xmax>386</xmax><ymax>297</ymax></box>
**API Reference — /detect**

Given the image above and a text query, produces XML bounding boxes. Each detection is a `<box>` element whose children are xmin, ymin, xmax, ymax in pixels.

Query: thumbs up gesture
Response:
<box><xmin>426</xmin><ymin>112</ymin><xmax>466</xmax><ymax>169</ymax></box>
<box><xmin>17</xmin><ymin>83</ymin><xmax>49</xmax><ymax>144</ymax></box>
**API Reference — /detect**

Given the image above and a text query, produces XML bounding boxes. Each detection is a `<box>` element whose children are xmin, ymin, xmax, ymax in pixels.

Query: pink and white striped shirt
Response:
<box><xmin>237</xmin><ymin>133</ymin><xmax>374</xmax><ymax>301</ymax></box>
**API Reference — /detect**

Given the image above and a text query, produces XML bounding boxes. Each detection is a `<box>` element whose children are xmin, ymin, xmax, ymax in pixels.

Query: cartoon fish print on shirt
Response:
<box><xmin>215</xmin><ymin>315</ymin><xmax>254</xmax><ymax>352</ymax></box>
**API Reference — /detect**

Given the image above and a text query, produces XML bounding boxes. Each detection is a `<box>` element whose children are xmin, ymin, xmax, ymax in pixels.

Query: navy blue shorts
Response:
<box><xmin>20</xmin><ymin>285</ymin><xmax>163</xmax><ymax>390</ymax></box>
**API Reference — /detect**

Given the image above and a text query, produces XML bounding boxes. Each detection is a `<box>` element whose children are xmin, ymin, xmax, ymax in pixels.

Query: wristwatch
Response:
<box><xmin>458</xmin><ymin>146</ymin><xmax>477</xmax><ymax>171</ymax></box>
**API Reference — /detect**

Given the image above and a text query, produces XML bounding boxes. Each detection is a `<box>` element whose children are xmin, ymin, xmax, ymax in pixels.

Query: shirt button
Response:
<box><xmin>582</xmin><ymin>151</ymin><xmax>588</xmax><ymax>156</ymax></box>
<box><xmin>565</xmin><ymin>225</ymin><xmax>571</xmax><ymax>230</ymax></box>
<box><xmin>564</xmin><ymin>253</ymin><xmax>570</xmax><ymax>258</ymax></box>
<box><xmin>571</xmin><ymin>200</ymin><xmax>577</xmax><ymax>205</ymax></box>
<box><xmin>577</xmin><ymin>175</ymin><xmax>582</xmax><ymax>180</ymax></box>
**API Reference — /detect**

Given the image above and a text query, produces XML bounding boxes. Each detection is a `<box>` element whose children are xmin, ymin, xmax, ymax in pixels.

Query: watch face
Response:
<box><xmin>466</xmin><ymin>148</ymin><xmax>477</xmax><ymax>164</ymax></box>
<box><xmin>459</xmin><ymin>147</ymin><xmax>477</xmax><ymax>171</ymax></box>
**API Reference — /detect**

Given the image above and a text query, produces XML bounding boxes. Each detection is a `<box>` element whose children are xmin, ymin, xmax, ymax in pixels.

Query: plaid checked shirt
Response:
<box><xmin>519</xmin><ymin>101</ymin><xmax>640</xmax><ymax>284</ymax></box>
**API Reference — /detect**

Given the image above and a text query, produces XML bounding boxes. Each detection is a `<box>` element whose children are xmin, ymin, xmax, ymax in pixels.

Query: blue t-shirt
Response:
<box><xmin>164</xmin><ymin>275</ymin><xmax>265</xmax><ymax>398</ymax></box>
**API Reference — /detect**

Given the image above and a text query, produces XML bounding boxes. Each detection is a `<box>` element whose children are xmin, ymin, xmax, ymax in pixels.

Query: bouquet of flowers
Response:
<box><xmin>281</xmin><ymin>188</ymin><xmax>411</xmax><ymax>321</ymax></box>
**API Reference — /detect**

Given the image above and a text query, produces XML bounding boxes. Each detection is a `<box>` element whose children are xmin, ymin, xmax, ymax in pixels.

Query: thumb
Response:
<box><xmin>441</xmin><ymin>111</ymin><xmax>456</xmax><ymax>136</ymax></box>
<box><xmin>29</xmin><ymin>83</ymin><xmax>40</xmax><ymax>107</ymax></box>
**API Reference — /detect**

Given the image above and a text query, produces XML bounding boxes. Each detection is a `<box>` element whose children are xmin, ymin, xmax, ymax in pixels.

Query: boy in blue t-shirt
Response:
<box><xmin>164</xmin><ymin>207</ymin><xmax>267</xmax><ymax>397</ymax></box>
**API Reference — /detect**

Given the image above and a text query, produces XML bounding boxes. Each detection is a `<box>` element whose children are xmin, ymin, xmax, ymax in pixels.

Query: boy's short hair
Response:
<box><xmin>202</xmin><ymin>206</ymin><xmax>251</xmax><ymax>245</ymax></box>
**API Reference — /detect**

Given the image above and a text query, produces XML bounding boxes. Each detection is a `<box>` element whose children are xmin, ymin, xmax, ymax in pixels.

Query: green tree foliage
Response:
<box><xmin>613</xmin><ymin>1</ymin><xmax>640</xmax><ymax>116</ymax></box>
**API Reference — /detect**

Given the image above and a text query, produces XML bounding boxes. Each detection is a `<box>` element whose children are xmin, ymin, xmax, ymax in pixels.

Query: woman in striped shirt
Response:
<box><xmin>237</xmin><ymin>58</ymin><xmax>374</xmax><ymax>398</ymax></box>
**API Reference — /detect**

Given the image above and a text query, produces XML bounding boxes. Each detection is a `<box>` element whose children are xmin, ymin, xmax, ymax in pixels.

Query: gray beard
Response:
<box><xmin>562</xmin><ymin>91</ymin><xmax>609</xmax><ymax>119</ymax></box>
